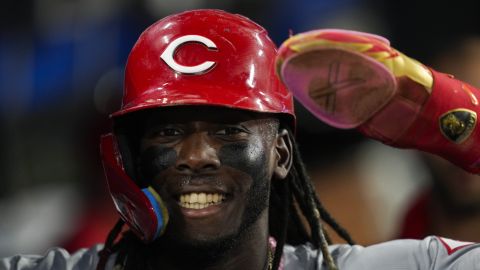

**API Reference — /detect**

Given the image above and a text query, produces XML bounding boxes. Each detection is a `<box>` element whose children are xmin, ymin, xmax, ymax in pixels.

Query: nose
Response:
<box><xmin>175</xmin><ymin>132</ymin><xmax>221</xmax><ymax>173</ymax></box>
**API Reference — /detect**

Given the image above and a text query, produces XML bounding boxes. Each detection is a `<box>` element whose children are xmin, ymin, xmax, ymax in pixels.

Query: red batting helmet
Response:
<box><xmin>100</xmin><ymin>9</ymin><xmax>294</xmax><ymax>242</ymax></box>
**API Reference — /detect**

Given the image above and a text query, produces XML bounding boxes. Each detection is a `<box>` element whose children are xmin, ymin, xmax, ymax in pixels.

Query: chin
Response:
<box><xmin>170</xmin><ymin>229</ymin><xmax>242</xmax><ymax>260</ymax></box>
<box><xmin>181</xmin><ymin>225</ymin><xmax>239</xmax><ymax>245</ymax></box>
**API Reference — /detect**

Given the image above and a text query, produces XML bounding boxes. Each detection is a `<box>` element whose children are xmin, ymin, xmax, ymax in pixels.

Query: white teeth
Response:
<box><xmin>190</xmin><ymin>193</ymin><xmax>198</xmax><ymax>203</ymax></box>
<box><xmin>198</xmin><ymin>193</ymin><xmax>206</xmax><ymax>204</ymax></box>
<box><xmin>179</xmin><ymin>192</ymin><xmax>226</xmax><ymax>209</ymax></box>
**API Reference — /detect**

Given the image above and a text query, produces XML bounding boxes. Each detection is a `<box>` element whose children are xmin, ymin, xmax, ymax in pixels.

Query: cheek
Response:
<box><xmin>138</xmin><ymin>145</ymin><xmax>177</xmax><ymax>184</ymax></box>
<box><xmin>218</xmin><ymin>138</ymin><xmax>268</xmax><ymax>181</ymax></box>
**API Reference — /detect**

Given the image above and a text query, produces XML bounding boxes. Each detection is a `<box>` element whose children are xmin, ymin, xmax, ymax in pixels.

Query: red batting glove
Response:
<box><xmin>277</xmin><ymin>29</ymin><xmax>480</xmax><ymax>173</ymax></box>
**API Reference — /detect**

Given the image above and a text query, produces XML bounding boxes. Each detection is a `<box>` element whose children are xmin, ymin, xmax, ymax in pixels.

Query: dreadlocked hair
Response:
<box><xmin>267</xmin><ymin>128</ymin><xmax>354</xmax><ymax>270</ymax></box>
<box><xmin>97</xmin><ymin>128</ymin><xmax>354</xmax><ymax>270</ymax></box>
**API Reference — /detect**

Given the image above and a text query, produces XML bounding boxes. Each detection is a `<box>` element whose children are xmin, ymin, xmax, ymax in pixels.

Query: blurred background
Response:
<box><xmin>1</xmin><ymin>0</ymin><xmax>479</xmax><ymax>256</ymax></box>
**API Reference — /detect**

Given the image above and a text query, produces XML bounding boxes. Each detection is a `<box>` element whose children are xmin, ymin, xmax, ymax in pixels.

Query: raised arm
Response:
<box><xmin>276</xmin><ymin>29</ymin><xmax>480</xmax><ymax>174</ymax></box>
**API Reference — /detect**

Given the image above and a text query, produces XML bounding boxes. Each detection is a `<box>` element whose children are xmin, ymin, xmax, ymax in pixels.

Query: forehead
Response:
<box><xmin>142</xmin><ymin>106</ymin><xmax>277</xmax><ymax>126</ymax></box>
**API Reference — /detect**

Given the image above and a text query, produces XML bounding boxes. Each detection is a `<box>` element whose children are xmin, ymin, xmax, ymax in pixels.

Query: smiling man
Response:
<box><xmin>93</xmin><ymin>9</ymin><xmax>344</xmax><ymax>270</ymax></box>
<box><xmin>3</xmin><ymin>9</ymin><xmax>480</xmax><ymax>270</ymax></box>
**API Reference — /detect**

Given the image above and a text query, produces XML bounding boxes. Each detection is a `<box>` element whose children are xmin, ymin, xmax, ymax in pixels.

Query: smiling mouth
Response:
<box><xmin>178</xmin><ymin>193</ymin><xmax>227</xmax><ymax>209</ymax></box>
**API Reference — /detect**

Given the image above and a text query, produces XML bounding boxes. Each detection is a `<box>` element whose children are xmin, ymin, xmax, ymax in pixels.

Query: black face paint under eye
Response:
<box><xmin>219</xmin><ymin>138</ymin><xmax>270</xmax><ymax>233</ymax></box>
<box><xmin>138</xmin><ymin>145</ymin><xmax>177</xmax><ymax>186</ymax></box>
<box><xmin>219</xmin><ymin>140</ymin><xmax>267</xmax><ymax>177</ymax></box>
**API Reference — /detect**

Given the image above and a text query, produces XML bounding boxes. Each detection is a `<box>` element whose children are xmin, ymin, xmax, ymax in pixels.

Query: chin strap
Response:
<box><xmin>97</xmin><ymin>219</ymin><xmax>125</xmax><ymax>270</ymax></box>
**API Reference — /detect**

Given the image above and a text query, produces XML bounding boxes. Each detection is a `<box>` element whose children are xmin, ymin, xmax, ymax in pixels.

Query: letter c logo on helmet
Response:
<box><xmin>160</xmin><ymin>35</ymin><xmax>218</xmax><ymax>75</ymax></box>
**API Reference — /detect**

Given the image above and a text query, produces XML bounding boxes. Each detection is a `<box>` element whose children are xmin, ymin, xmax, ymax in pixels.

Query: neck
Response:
<box><xmin>149</xmin><ymin>211</ymin><xmax>270</xmax><ymax>270</ymax></box>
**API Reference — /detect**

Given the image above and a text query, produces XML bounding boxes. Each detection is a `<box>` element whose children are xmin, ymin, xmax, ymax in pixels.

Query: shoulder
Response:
<box><xmin>282</xmin><ymin>242</ymin><xmax>318</xmax><ymax>270</ymax></box>
<box><xmin>0</xmin><ymin>245</ymin><xmax>106</xmax><ymax>270</ymax></box>
<box><xmin>283</xmin><ymin>236</ymin><xmax>480</xmax><ymax>270</ymax></box>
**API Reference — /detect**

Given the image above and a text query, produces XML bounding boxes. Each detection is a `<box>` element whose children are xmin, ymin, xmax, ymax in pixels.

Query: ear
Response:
<box><xmin>273</xmin><ymin>129</ymin><xmax>293</xmax><ymax>180</ymax></box>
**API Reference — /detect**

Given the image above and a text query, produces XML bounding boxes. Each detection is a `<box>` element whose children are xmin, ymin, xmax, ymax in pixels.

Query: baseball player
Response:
<box><xmin>2</xmin><ymin>9</ymin><xmax>480</xmax><ymax>270</ymax></box>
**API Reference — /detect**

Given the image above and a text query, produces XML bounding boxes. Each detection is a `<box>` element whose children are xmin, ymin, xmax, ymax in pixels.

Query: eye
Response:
<box><xmin>215</xmin><ymin>126</ymin><xmax>249</xmax><ymax>136</ymax></box>
<box><xmin>148</xmin><ymin>127</ymin><xmax>183</xmax><ymax>138</ymax></box>
<box><xmin>158</xmin><ymin>128</ymin><xmax>181</xmax><ymax>136</ymax></box>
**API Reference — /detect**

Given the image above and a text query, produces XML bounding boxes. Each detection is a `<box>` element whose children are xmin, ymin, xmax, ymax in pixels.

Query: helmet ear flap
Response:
<box><xmin>100</xmin><ymin>133</ymin><xmax>167</xmax><ymax>242</ymax></box>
